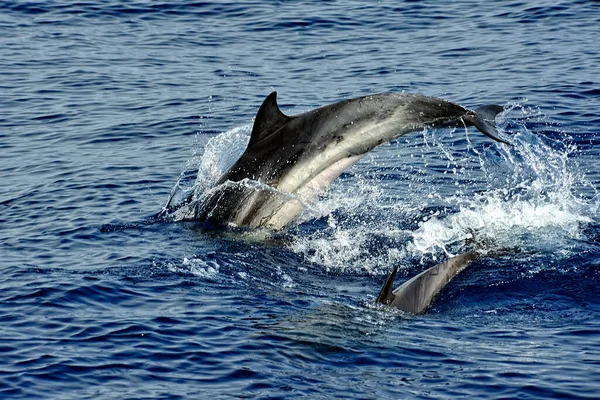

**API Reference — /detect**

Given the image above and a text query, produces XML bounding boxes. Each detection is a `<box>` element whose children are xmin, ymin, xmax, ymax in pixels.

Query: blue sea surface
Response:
<box><xmin>1</xmin><ymin>1</ymin><xmax>600</xmax><ymax>398</ymax></box>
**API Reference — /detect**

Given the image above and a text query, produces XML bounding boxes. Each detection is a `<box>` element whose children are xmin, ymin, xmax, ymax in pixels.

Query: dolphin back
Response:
<box><xmin>376</xmin><ymin>252</ymin><xmax>479</xmax><ymax>314</ymax></box>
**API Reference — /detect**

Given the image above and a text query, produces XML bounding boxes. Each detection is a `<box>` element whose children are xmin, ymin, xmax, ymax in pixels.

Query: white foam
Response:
<box><xmin>166</xmin><ymin>257</ymin><xmax>220</xmax><ymax>278</ymax></box>
<box><xmin>408</xmin><ymin>194</ymin><xmax>592</xmax><ymax>259</ymax></box>
<box><xmin>275</xmin><ymin>266</ymin><xmax>295</xmax><ymax>288</ymax></box>
<box><xmin>288</xmin><ymin>225</ymin><xmax>411</xmax><ymax>274</ymax></box>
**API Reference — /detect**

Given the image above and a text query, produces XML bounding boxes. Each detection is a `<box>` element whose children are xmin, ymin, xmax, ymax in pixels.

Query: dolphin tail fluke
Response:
<box><xmin>376</xmin><ymin>266</ymin><xmax>398</xmax><ymax>305</ymax></box>
<box><xmin>466</xmin><ymin>105</ymin><xmax>511</xmax><ymax>146</ymax></box>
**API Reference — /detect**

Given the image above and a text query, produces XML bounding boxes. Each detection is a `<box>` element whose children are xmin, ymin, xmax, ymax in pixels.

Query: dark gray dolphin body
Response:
<box><xmin>167</xmin><ymin>92</ymin><xmax>508</xmax><ymax>229</ymax></box>
<box><xmin>376</xmin><ymin>252</ymin><xmax>479</xmax><ymax>314</ymax></box>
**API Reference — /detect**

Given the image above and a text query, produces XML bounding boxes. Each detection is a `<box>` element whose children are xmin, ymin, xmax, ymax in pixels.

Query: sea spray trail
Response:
<box><xmin>408</xmin><ymin>108</ymin><xmax>596</xmax><ymax>261</ymax></box>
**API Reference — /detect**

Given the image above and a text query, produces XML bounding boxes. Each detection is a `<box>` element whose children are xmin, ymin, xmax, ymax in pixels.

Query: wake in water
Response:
<box><xmin>165</xmin><ymin>104</ymin><xmax>598</xmax><ymax>275</ymax></box>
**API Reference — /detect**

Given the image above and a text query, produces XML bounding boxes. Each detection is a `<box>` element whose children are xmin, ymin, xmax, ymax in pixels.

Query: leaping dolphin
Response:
<box><xmin>164</xmin><ymin>92</ymin><xmax>508</xmax><ymax>229</ymax></box>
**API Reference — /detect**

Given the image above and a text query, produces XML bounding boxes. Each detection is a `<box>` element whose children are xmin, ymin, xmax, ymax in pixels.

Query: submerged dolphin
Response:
<box><xmin>166</xmin><ymin>92</ymin><xmax>508</xmax><ymax>229</ymax></box>
<box><xmin>376</xmin><ymin>252</ymin><xmax>479</xmax><ymax>314</ymax></box>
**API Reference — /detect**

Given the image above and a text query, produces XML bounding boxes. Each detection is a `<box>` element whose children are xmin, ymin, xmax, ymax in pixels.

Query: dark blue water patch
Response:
<box><xmin>2</xmin><ymin>250</ymin><xmax>599</xmax><ymax>399</ymax></box>
<box><xmin>2</xmin><ymin>1</ymin><xmax>205</xmax><ymax>17</ymax></box>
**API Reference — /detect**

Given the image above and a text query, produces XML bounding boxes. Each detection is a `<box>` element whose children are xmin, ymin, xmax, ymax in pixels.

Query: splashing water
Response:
<box><xmin>163</xmin><ymin>126</ymin><xmax>251</xmax><ymax>214</ymax></box>
<box><xmin>408</xmin><ymin>128</ymin><xmax>593</xmax><ymax>260</ymax></box>
<box><xmin>193</xmin><ymin>126</ymin><xmax>251</xmax><ymax>193</ymax></box>
<box><xmin>167</xmin><ymin>106</ymin><xmax>597</xmax><ymax>273</ymax></box>
<box><xmin>288</xmin><ymin>106</ymin><xmax>597</xmax><ymax>272</ymax></box>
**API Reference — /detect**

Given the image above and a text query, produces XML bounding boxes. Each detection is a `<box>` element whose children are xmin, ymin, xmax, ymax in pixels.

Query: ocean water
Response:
<box><xmin>1</xmin><ymin>1</ymin><xmax>599</xmax><ymax>398</ymax></box>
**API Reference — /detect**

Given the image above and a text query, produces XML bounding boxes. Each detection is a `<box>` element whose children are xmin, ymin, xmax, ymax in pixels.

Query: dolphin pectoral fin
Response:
<box><xmin>467</xmin><ymin>104</ymin><xmax>512</xmax><ymax>146</ymax></box>
<box><xmin>376</xmin><ymin>266</ymin><xmax>399</xmax><ymax>305</ymax></box>
<box><xmin>249</xmin><ymin>92</ymin><xmax>294</xmax><ymax>146</ymax></box>
<box><xmin>377</xmin><ymin>252</ymin><xmax>479</xmax><ymax>314</ymax></box>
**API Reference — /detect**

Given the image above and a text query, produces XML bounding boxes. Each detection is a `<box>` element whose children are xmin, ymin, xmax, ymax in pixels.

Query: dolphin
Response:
<box><xmin>165</xmin><ymin>92</ymin><xmax>508</xmax><ymax>229</ymax></box>
<box><xmin>376</xmin><ymin>252</ymin><xmax>479</xmax><ymax>314</ymax></box>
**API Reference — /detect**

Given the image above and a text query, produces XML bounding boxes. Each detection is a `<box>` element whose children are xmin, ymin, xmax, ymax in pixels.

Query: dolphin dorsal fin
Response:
<box><xmin>376</xmin><ymin>266</ymin><xmax>398</xmax><ymax>305</ymax></box>
<box><xmin>249</xmin><ymin>92</ymin><xmax>293</xmax><ymax>146</ymax></box>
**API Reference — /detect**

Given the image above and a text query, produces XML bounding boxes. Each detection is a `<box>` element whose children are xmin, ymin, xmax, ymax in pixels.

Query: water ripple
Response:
<box><xmin>2</xmin><ymin>0</ymin><xmax>600</xmax><ymax>398</ymax></box>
